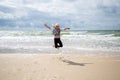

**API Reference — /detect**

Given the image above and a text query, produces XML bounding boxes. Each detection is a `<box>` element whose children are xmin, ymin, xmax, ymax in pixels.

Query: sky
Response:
<box><xmin>0</xmin><ymin>0</ymin><xmax>120</xmax><ymax>30</ymax></box>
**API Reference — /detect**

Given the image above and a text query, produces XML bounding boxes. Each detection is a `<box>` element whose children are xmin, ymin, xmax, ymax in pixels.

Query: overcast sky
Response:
<box><xmin>0</xmin><ymin>0</ymin><xmax>120</xmax><ymax>30</ymax></box>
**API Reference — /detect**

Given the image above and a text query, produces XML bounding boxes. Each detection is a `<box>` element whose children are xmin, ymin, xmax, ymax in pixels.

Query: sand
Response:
<box><xmin>0</xmin><ymin>54</ymin><xmax>120</xmax><ymax>80</ymax></box>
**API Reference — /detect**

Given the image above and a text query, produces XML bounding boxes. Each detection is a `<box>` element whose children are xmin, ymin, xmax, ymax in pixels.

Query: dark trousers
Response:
<box><xmin>54</xmin><ymin>38</ymin><xmax>63</xmax><ymax>48</ymax></box>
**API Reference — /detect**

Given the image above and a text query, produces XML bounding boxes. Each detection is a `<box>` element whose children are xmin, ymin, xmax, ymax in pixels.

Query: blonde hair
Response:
<box><xmin>55</xmin><ymin>23</ymin><xmax>59</xmax><ymax>27</ymax></box>
<box><xmin>54</xmin><ymin>23</ymin><xmax>60</xmax><ymax>29</ymax></box>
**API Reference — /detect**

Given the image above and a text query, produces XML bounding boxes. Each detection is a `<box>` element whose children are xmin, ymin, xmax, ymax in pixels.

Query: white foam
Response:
<box><xmin>0</xmin><ymin>30</ymin><xmax>120</xmax><ymax>55</ymax></box>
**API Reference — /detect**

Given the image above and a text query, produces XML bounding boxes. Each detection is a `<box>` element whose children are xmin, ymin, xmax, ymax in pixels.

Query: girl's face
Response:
<box><xmin>55</xmin><ymin>25</ymin><xmax>60</xmax><ymax>30</ymax></box>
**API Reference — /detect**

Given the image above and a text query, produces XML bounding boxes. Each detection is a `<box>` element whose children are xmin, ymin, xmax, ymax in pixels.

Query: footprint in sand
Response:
<box><xmin>34</xmin><ymin>61</ymin><xmax>39</xmax><ymax>64</ymax></box>
<box><xmin>45</xmin><ymin>75</ymin><xmax>63</xmax><ymax>80</ymax></box>
<box><xmin>32</xmin><ymin>70</ymin><xmax>36</xmax><ymax>73</ymax></box>
<box><xmin>17</xmin><ymin>68</ymin><xmax>22</xmax><ymax>71</ymax></box>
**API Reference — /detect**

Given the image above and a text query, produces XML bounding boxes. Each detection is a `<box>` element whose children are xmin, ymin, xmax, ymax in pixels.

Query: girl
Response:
<box><xmin>44</xmin><ymin>23</ymin><xmax>70</xmax><ymax>48</ymax></box>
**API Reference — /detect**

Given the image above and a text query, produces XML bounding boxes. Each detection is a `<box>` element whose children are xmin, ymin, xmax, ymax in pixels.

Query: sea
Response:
<box><xmin>0</xmin><ymin>30</ymin><xmax>120</xmax><ymax>55</ymax></box>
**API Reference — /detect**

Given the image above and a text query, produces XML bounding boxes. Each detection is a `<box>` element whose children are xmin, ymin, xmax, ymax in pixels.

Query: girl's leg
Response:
<box><xmin>54</xmin><ymin>38</ymin><xmax>58</xmax><ymax>48</ymax></box>
<box><xmin>58</xmin><ymin>39</ymin><xmax>63</xmax><ymax>47</ymax></box>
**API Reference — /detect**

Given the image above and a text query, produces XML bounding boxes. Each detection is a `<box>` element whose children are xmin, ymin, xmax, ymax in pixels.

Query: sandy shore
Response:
<box><xmin>0</xmin><ymin>54</ymin><xmax>120</xmax><ymax>80</ymax></box>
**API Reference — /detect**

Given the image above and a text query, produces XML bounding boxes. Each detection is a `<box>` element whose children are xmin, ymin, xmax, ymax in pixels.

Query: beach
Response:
<box><xmin>0</xmin><ymin>30</ymin><xmax>120</xmax><ymax>80</ymax></box>
<box><xmin>0</xmin><ymin>54</ymin><xmax>120</xmax><ymax>80</ymax></box>
<box><xmin>0</xmin><ymin>0</ymin><xmax>120</xmax><ymax>79</ymax></box>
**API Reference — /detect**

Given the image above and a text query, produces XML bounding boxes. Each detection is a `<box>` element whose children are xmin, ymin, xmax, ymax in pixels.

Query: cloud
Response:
<box><xmin>0</xmin><ymin>0</ymin><xmax>120</xmax><ymax>30</ymax></box>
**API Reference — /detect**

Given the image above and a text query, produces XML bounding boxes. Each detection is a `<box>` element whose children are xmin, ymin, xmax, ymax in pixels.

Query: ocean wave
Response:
<box><xmin>113</xmin><ymin>33</ymin><xmax>120</xmax><ymax>37</ymax></box>
<box><xmin>0</xmin><ymin>31</ymin><xmax>52</xmax><ymax>36</ymax></box>
<box><xmin>0</xmin><ymin>30</ymin><xmax>120</xmax><ymax>37</ymax></box>
<box><xmin>0</xmin><ymin>31</ymin><xmax>120</xmax><ymax>55</ymax></box>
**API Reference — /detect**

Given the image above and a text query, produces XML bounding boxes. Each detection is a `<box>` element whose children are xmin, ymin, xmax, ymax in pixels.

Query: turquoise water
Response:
<box><xmin>86</xmin><ymin>30</ymin><xmax>120</xmax><ymax>36</ymax></box>
<box><xmin>0</xmin><ymin>30</ymin><xmax>120</xmax><ymax>55</ymax></box>
<box><xmin>0</xmin><ymin>30</ymin><xmax>120</xmax><ymax>37</ymax></box>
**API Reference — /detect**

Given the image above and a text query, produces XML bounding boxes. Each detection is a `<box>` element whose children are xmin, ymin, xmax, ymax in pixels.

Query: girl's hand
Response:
<box><xmin>44</xmin><ymin>24</ymin><xmax>48</xmax><ymax>27</ymax></box>
<box><xmin>64</xmin><ymin>28</ymin><xmax>70</xmax><ymax>30</ymax></box>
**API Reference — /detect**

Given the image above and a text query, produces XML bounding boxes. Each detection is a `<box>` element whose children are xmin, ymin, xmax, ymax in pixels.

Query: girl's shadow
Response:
<box><xmin>60</xmin><ymin>58</ymin><xmax>93</xmax><ymax>66</ymax></box>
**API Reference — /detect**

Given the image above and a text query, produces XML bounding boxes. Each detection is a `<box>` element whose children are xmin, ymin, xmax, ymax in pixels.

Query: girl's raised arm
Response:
<box><xmin>44</xmin><ymin>24</ymin><xmax>52</xmax><ymax>30</ymax></box>
<box><xmin>62</xmin><ymin>28</ymin><xmax>70</xmax><ymax>31</ymax></box>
